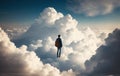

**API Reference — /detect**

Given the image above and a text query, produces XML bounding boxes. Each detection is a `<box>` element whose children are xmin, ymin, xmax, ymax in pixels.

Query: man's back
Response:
<box><xmin>57</xmin><ymin>38</ymin><xmax>62</xmax><ymax>48</ymax></box>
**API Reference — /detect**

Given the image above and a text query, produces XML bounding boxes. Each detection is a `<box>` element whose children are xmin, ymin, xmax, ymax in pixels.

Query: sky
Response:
<box><xmin>0</xmin><ymin>0</ymin><xmax>67</xmax><ymax>25</ymax></box>
<box><xmin>0</xmin><ymin>0</ymin><xmax>120</xmax><ymax>76</ymax></box>
<box><xmin>0</xmin><ymin>0</ymin><xmax>120</xmax><ymax>29</ymax></box>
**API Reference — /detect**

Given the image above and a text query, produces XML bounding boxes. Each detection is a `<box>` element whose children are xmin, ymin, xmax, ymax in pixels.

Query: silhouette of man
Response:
<box><xmin>55</xmin><ymin>35</ymin><xmax>62</xmax><ymax>58</ymax></box>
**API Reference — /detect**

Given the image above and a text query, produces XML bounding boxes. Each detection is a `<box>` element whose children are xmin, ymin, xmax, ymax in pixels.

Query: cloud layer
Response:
<box><xmin>1</xmin><ymin>7</ymin><xmax>119</xmax><ymax>76</ymax></box>
<box><xmin>14</xmin><ymin>7</ymin><xmax>103</xmax><ymax>74</ymax></box>
<box><xmin>68</xmin><ymin>0</ymin><xmax>120</xmax><ymax>16</ymax></box>
<box><xmin>0</xmin><ymin>27</ymin><xmax>75</xmax><ymax>76</ymax></box>
<box><xmin>0</xmin><ymin>25</ymin><xmax>29</xmax><ymax>40</ymax></box>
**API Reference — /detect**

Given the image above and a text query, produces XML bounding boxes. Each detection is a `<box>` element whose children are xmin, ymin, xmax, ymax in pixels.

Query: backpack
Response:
<box><xmin>55</xmin><ymin>39</ymin><xmax>59</xmax><ymax>47</ymax></box>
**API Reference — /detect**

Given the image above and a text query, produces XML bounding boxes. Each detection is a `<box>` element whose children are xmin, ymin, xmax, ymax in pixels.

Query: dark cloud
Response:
<box><xmin>0</xmin><ymin>52</ymin><xmax>26</xmax><ymax>73</ymax></box>
<box><xmin>83</xmin><ymin>28</ymin><xmax>120</xmax><ymax>76</ymax></box>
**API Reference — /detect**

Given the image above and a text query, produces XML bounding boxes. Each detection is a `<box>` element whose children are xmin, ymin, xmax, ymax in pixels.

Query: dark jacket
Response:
<box><xmin>56</xmin><ymin>38</ymin><xmax>62</xmax><ymax>48</ymax></box>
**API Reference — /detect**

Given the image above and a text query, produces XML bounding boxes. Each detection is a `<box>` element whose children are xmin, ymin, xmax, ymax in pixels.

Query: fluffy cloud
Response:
<box><xmin>36</xmin><ymin>7</ymin><xmax>63</xmax><ymax>25</ymax></box>
<box><xmin>13</xmin><ymin>7</ymin><xmax>103</xmax><ymax>75</ymax></box>
<box><xmin>0</xmin><ymin>27</ymin><xmax>75</xmax><ymax>76</ymax></box>
<box><xmin>82</xmin><ymin>28</ymin><xmax>120</xmax><ymax>76</ymax></box>
<box><xmin>28</xmin><ymin>40</ymin><xmax>43</xmax><ymax>51</ymax></box>
<box><xmin>68</xmin><ymin>0</ymin><xmax>120</xmax><ymax>16</ymax></box>
<box><xmin>0</xmin><ymin>25</ymin><xmax>29</xmax><ymax>40</ymax></box>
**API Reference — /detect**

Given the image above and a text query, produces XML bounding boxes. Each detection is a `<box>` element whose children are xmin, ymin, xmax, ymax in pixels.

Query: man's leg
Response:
<box><xmin>57</xmin><ymin>48</ymin><xmax>59</xmax><ymax>57</ymax></box>
<box><xmin>59</xmin><ymin>48</ymin><xmax>61</xmax><ymax>57</ymax></box>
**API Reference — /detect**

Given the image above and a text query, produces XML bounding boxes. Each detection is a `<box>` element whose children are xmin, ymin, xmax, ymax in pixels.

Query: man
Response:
<box><xmin>55</xmin><ymin>35</ymin><xmax>62</xmax><ymax>58</ymax></box>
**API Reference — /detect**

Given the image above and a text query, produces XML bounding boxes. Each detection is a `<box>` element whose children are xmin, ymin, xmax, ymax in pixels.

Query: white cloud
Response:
<box><xmin>12</xmin><ymin>7</ymin><xmax>104</xmax><ymax>74</ymax></box>
<box><xmin>28</xmin><ymin>40</ymin><xmax>43</xmax><ymax>51</ymax></box>
<box><xmin>68</xmin><ymin>0</ymin><xmax>120</xmax><ymax>16</ymax></box>
<box><xmin>36</xmin><ymin>7</ymin><xmax>63</xmax><ymax>25</ymax></box>
<box><xmin>0</xmin><ymin>27</ymin><xmax>76</xmax><ymax>76</ymax></box>
<box><xmin>0</xmin><ymin>25</ymin><xmax>29</xmax><ymax>40</ymax></box>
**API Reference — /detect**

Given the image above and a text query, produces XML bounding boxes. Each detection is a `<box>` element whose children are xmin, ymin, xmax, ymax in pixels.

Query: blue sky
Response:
<box><xmin>0</xmin><ymin>0</ymin><xmax>67</xmax><ymax>25</ymax></box>
<box><xmin>0</xmin><ymin>0</ymin><xmax>120</xmax><ymax>28</ymax></box>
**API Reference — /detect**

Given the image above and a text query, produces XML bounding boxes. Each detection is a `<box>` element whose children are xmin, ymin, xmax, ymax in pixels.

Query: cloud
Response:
<box><xmin>13</xmin><ymin>7</ymin><xmax>103</xmax><ymax>75</ymax></box>
<box><xmin>28</xmin><ymin>40</ymin><xmax>43</xmax><ymax>51</ymax></box>
<box><xmin>36</xmin><ymin>7</ymin><xmax>63</xmax><ymax>25</ymax></box>
<box><xmin>0</xmin><ymin>27</ymin><xmax>76</xmax><ymax>76</ymax></box>
<box><xmin>67</xmin><ymin>0</ymin><xmax>120</xmax><ymax>16</ymax></box>
<box><xmin>0</xmin><ymin>25</ymin><xmax>29</xmax><ymax>40</ymax></box>
<box><xmin>82</xmin><ymin>28</ymin><xmax>120</xmax><ymax>76</ymax></box>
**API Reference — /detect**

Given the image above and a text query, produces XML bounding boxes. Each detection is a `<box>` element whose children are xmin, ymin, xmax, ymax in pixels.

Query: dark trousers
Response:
<box><xmin>57</xmin><ymin>47</ymin><xmax>61</xmax><ymax>57</ymax></box>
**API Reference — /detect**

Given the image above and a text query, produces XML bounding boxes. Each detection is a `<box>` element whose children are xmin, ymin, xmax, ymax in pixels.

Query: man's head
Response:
<box><xmin>58</xmin><ymin>35</ymin><xmax>61</xmax><ymax>38</ymax></box>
